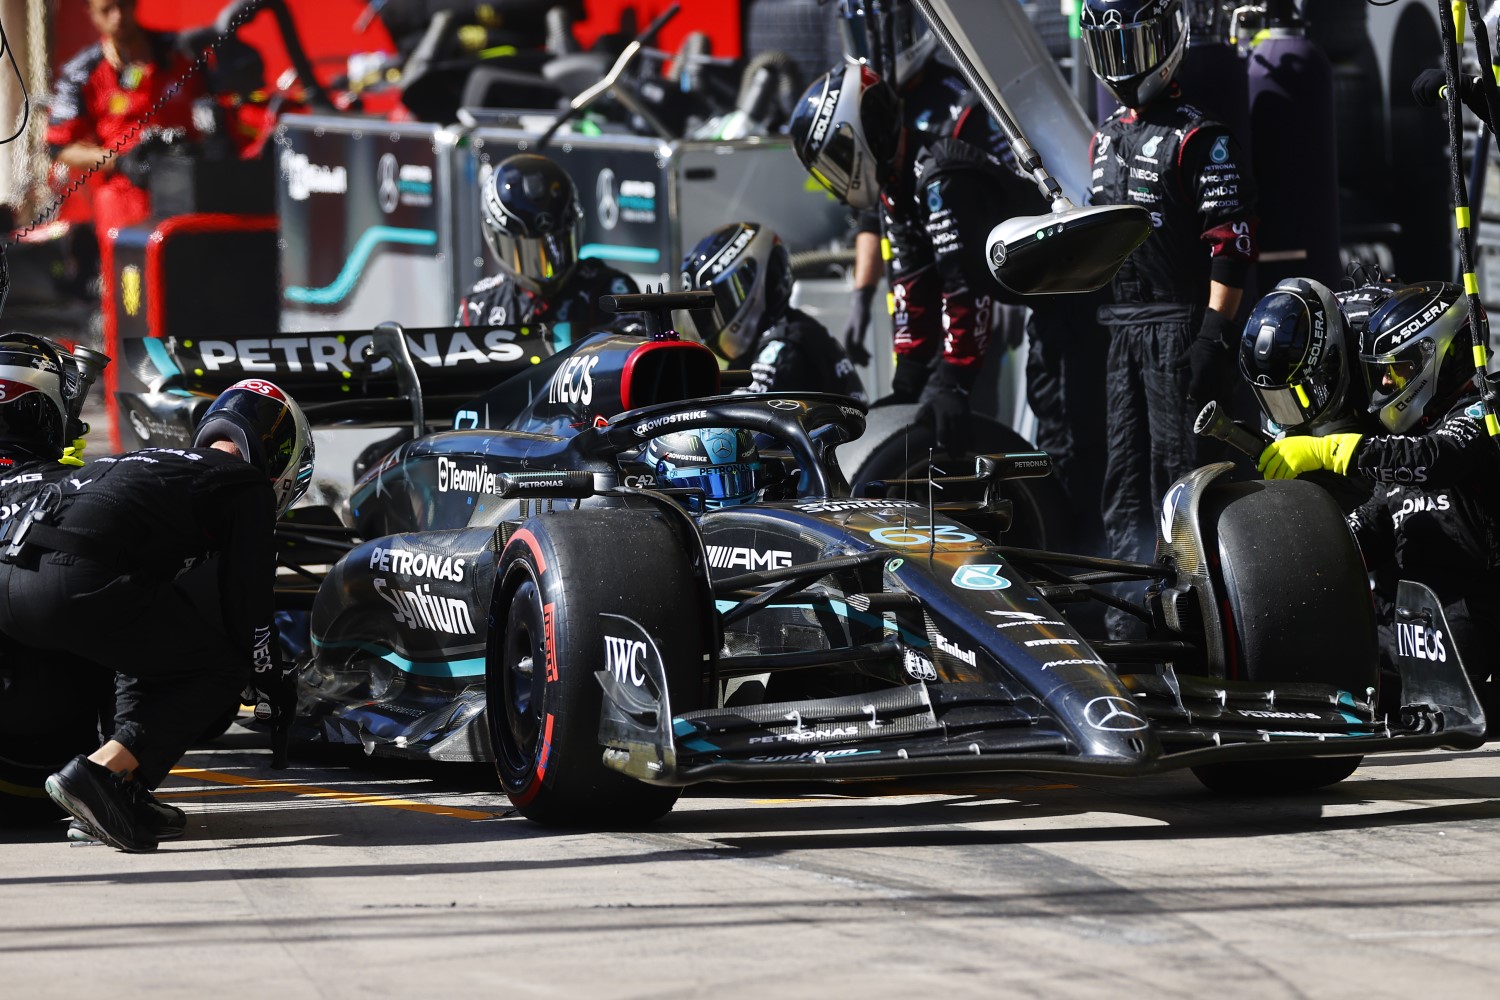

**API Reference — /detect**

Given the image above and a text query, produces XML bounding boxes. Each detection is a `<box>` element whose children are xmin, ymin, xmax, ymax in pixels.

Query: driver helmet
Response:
<box><xmin>1239</xmin><ymin>278</ymin><xmax>1354</xmax><ymax>433</ymax></box>
<box><xmin>480</xmin><ymin>153</ymin><xmax>584</xmax><ymax>296</ymax></box>
<box><xmin>1359</xmin><ymin>282</ymin><xmax>1476</xmax><ymax>434</ymax></box>
<box><xmin>1081</xmin><ymin>0</ymin><xmax>1189</xmax><ymax>109</ymax></box>
<box><xmin>680</xmin><ymin>222</ymin><xmax>793</xmax><ymax>363</ymax></box>
<box><xmin>788</xmin><ymin>61</ymin><xmax>901</xmax><ymax>211</ymax></box>
<box><xmin>643</xmin><ymin>427</ymin><xmax>760</xmax><ymax>510</ymax></box>
<box><xmin>0</xmin><ymin>334</ymin><xmax>79</xmax><ymax>460</ymax></box>
<box><xmin>194</xmin><ymin>379</ymin><xmax>316</xmax><ymax>517</ymax></box>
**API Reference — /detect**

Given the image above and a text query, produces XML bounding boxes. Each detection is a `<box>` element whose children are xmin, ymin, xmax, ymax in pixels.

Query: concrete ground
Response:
<box><xmin>5</xmin><ymin>732</ymin><xmax>1500</xmax><ymax>998</ymax></box>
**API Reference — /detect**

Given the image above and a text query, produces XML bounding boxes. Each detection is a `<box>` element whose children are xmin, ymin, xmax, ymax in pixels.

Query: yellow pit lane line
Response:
<box><xmin>166</xmin><ymin>767</ymin><xmax>499</xmax><ymax>820</ymax></box>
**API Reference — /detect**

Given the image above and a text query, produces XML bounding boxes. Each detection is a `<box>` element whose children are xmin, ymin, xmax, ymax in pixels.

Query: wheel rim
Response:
<box><xmin>494</xmin><ymin>574</ymin><xmax>546</xmax><ymax>791</ymax></box>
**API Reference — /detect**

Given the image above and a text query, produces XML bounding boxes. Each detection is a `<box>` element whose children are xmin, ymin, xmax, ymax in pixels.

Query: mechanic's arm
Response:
<box><xmin>46</xmin><ymin>57</ymin><xmax>114</xmax><ymax>175</ymax></box>
<box><xmin>844</xmin><ymin>214</ymin><xmax>884</xmax><ymax>365</ymax></box>
<box><xmin>1345</xmin><ymin>492</ymin><xmax>1394</xmax><ymax>571</ymax></box>
<box><xmin>1261</xmin><ymin>407</ymin><xmax>1495</xmax><ymax>481</ymax></box>
<box><xmin>214</xmin><ymin>480</ymin><xmax>279</xmax><ymax>679</ymax></box>
<box><xmin>1185</xmin><ymin>125</ymin><xmax>1258</xmax><ymax>407</ymax></box>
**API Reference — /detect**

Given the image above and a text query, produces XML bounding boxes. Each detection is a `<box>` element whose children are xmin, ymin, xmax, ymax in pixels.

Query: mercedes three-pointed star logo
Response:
<box><xmin>1083</xmin><ymin>695</ymin><xmax>1149</xmax><ymax>732</ymax></box>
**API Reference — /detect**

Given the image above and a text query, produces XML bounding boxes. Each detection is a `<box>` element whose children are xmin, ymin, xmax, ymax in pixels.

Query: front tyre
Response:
<box><xmin>487</xmin><ymin>511</ymin><xmax>707</xmax><ymax>826</ymax></box>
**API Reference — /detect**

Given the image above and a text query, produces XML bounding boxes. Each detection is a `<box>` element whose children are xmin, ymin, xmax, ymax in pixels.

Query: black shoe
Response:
<box><xmin>44</xmin><ymin>755</ymin><xmax>159</xmax><ymax>853</ymax></box>
<box><xmin>66</xmin><ymin>820</ymin><xmax>99</xmax><ymax>844</ymax></box>
<box><xmin>68</xmin><ymin>790</ymin><xmax>183</xmax><ymax>842</ymax></box>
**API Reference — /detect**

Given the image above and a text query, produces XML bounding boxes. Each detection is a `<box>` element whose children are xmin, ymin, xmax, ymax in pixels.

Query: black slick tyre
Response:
<box><xmin>1190</xmin><ymin>479</ymin><xmax>1372</xmax><ymax>794</ymax></box>
<box><xmin>487</xmin><ymin>510</ymin><xmax>707</xmax><ymax>827</ymax></box>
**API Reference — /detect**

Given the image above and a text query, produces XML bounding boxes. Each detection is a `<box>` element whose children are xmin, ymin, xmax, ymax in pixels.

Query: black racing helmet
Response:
<box><xmin>788</xmin><ymin>61</ymin><xmax>901</xmax><ymax>211</ymax></box>
<box><xmin>194</xmin><ymin>379</ymin><xmax>316</xmax><ymax>517</ymax></box>
<box><xmin>680</xmin><ymin>222</ymin><xmax>793</xmax><ymax>362</ymax></box>
<box><xmin>1081</xmin><ymin>0</ymin><xmax>1189</xmax><ymax>108</ymax></box>
<box><xmin>1360</xmin><ymin>282</ymin><xmax>1476</xmax><ymax>434</ymax></box>
<box><xmin>1239</xmin><ymin>278</ymin><xmax>1353</xmax><ymax>432</ymax></box>
<box><xmin>642</xmin><ymin>427</ymin><xmax>761</xmax><ymax>510</ymax></box>
<box><xmin>0</xmin><ymin>334</ymin><xmax>79</xmax><ymax>459</ymax></box>
<box><xmin>480</xmin><ymin>153</ymin><xmax>584</xmax><ymax>296</ymax></box>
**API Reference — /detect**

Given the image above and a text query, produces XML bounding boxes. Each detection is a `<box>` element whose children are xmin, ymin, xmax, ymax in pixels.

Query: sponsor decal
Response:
<box><xmin>634</xmin><ymin>410</ymin><xmax>708</xmax><ymax>437</ymax></box>
<box><xmin>282</xmin><ymin>151</ymin><xmax>348</xmax><ymax>200</ymax></box>
<box><xmin>706</xmin><ymin>227</ymin><xmax>756</xmax><ymax>276</ymax></box>
<box><xmin>747</xmin><ymin>726</ymin><xmax>860</xmax><ymax>744</ymax></box>
<box><xmin>1392</xmin><ymin>493</ymin><xmax>1449</xmax><ymax>526</ymax></box>
<box><xmin>932</xmin><ymin>632</ymin><xmax>976</xmax><ymax>666</ymax></box>
<box><xmin>1238</xmin><ymin>710</ymin><xmax>1320</xmax><ymax>720</ymax></box>
<box><xmin>1389</xmin><ymin>299</ymin><xmax>1448</xmax><ymax>347</ymax></box>
<box><xmin>373</xmin><ymin>578</ymin><xmax>476</xmax><ymax>634</ymax></box>
<box><xmin>623</xmin><ymin>474</ymin><xmax>655</xmax><ymax>488</ymax></box>
<box><xmin>952</xmin><ymin>564</ymin><xmax>1011</xmax><ymax>591</ymax></box>
<box><xmin>1396</xmin><ymin>622</ymin><xmax>1447</xmax><ymax>662</ymax></box>
<box><xmin>1375</xmin><ymin>466</ymin><xmax>1428</xmax><ymax>485</ymax></box>
<box><xmin>543</xmin><ymin>603</ymin><xmax>558</xmax><ymax>682</ymax></box>
<box><xmin>194</xmin><ymin>330</ymin><xmax>524</xmax><ymax>374</ymax></box>
<box><xmin>1083</xmin><ymin>695</ymin><xmax>1149</xmax><ymax>731</ymax></box>
<box><xmin>1140</xmin><ymin>135</ymin><xmax>1163</xmax><ymax>158</ymax></box>
<box><xmin>370</xmin><ymin>546</ymin><xmax>466</xmax><ymax>582</ymax></box>
<box><xmin>1025</xmin><ymin>638</ymin><xmax>1079</xmax><ymax>647</ymax></box>
<box><xmin>987</xmin><ymin>610</ymin><xmax>1067</xmax><ymax>629</ymax></box>
<box><xmin>604</xmin><ymin>634</ymin><xmax>650</xmax><ymax>686</ymax></box>
<box><xmin>1041</xmin><ymin>658</ymin><xmax>1108</xmax><ymax>670</ymax></box>
<box><xmin>377</xmin><ymin>153</ymin><xmax>400</xmax><ymax>213</ymax></box>
<box><xmin>810</xmin><ymin>84</ymin><xmax>841</xmax><ymax>146</ymax></box>
<box><xmin>1210</xmin><ymin>135</ymin><xmax>1230</xmax><ymax>164</ymax></box>
<box><xmin>794</xmin><ymin>498</ymin><xmax>921</xmax><ymax>513</ymax></box>
<box><xmin>548</xmin><ymin>354</ymin><xmax>601</xmax><ymax>406</ymax></box>
<box><xmin>747</xmin><ymin>748</ymin><xmax>867</xmax><ymax>763</ymax></box>
<box><xmin>903</xmin><ymin>648</ymin><xmax>938</xmax><ymax>680</ymax></box>
<box><xmin>927</xmin><ymin>182</ymin><xmax>943</xmax><ymax>212</ymax></box>
<box><xmin>618</xmin><ymin>178</ymin><xmax>658</xmax><ymax>223</ymax></box>
<box><xmin>767</xmin><ymin>398</ymin><xmax>801</xmax><ymax>410</ymax></box>
<box><xmin>706</xmin><ymin>546</ymin><xmax>793</xmax><ymax>571</ymax></box>
<box><xmin>438</xmin><ymin>456</ymin><xmax>503</xmax><ymax>495</ymax></box>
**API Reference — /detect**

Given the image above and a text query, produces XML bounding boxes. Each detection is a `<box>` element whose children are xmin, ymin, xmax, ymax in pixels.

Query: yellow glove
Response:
<box><xmin>58</xmin><ymin>437</ymin><xmax>88</xmax><ymax>468</ymax></box>
<box><xmin>1257</xmin><ymin>433</ymin><xmax>1362</xmax><ymax>479</ymax></box>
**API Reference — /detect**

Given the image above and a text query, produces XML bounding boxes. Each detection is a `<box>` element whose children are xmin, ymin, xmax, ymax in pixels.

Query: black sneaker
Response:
<box><xmin>66</xmin><ymin>788</ymin><xmax>184</xmax><ymax>843</ymax></box>
<box><xmin>44</xmin><ymin>755</ymin><xmax>159</xmax><ymax>853</ymax></box>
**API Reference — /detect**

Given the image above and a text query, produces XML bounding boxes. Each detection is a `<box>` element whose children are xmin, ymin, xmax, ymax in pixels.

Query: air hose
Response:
<box><xmin>1437</xmin><ymin>0</ymin><xmax>1500</xmax><ymax>444</ymax></box>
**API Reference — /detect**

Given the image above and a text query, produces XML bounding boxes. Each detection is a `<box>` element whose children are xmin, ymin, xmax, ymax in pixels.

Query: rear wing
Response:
<box><xmin>120</xmin><ymin>324</ymin><xmax>547</xmax><ymax>427</ymax></box>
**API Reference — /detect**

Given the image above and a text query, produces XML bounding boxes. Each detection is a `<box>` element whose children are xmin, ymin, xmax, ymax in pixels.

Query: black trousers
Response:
<box><xmin>0</xmin><ymin>552</ymin><xmax>246</xmax><ymax>787</ymax></box>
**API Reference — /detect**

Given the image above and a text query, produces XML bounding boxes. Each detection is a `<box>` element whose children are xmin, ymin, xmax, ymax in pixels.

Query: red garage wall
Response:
<box><xmin>573</xmin><ymin>0</ymin><xmax>741</xmax><ymax>58</ymax></box>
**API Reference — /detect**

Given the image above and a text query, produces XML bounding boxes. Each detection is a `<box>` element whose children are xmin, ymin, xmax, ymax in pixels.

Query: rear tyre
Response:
<box><xmin>1192</xmin><ymin>756</ymin><xmax>1363</xmax><ymax>795</ymax></box>
<box><xmin>487</xmin><ymin>511</ymin><xmax>707</xmax><ymax>826</ymax></box>
<box><xmin>1190</xmin><ymin>480</ymin><xmax>1375</xmax><ymax>795</ymax></box>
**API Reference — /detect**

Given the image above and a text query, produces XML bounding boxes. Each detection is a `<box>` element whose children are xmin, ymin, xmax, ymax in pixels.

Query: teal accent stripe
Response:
<box><xmin>311</xmin><ymin>637</ymin><xmax>485</xmax><ymax>679</ymax></box>
<box><xmin>581</xmin><ymin>243</ymin><xmax>661</xmax><ymax>264</ymax></box>
<box><xmin>286</xmin><ymin>227</ymin><xmax>438</xmax><ymax>305</ymax></box>
<box><xmin>143</xmin><ymin>337</ymin><xmax>180</xmax><ymax>379</ymax></box>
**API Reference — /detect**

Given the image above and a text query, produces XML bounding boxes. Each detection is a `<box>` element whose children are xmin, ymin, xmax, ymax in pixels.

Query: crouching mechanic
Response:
<box><xmin>1254</xmin><ymin>282</ymin><xmax>1500</xmax><ymax>700</ymax></box>
<box><xmin>0</xmin><ymin>379</ymin><xmax>315</xmax><ymax>852</ymax></box>
<box><xmin>681</xmin><ymin>221</ymin><xmax>866</xmax><ymax>401</ymax></box>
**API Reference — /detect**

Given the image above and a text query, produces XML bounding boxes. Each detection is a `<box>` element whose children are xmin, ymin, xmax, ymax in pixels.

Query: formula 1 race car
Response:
<box><xmin>115</xmin><ymin>292</ymin><xmax>1487</xmax><ymax>828</ymax></box>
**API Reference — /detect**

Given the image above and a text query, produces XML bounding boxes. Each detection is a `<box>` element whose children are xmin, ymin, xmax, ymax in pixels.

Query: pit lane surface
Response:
<box><xmin>5</xmin><ymin>728</ymin><xmax>1500</xmax><ymax>998</ymax></box>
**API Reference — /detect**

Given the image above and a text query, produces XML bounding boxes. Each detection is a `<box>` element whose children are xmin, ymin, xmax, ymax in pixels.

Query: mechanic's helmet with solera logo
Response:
<box><xmin>1359</xmin><ymin>282</ymin><xmax>1476</xmax><ymax>433</ymax></box>
<box><xmin>1239</xmin><ymin>278</ymin><xmax>1354</xmax><ymax>433</ymax></box>
<box><xmin>643</xmin><ymin>427</ymin><xmax>761</xmax><ymax>510</ymax></box>
<box><xmin>0</xmin><ymin>334</ymin><xmax>80</xmax><ymax>460</ymax></box>
<box><xmin>680</xmin><ymin>222</ymin><xmax>794</xmax><ymax>362</ymax></box>
<box><xmin>194</xmin><ymin>379</ymin><xmax>316</xmax><ymax>517</ymax></box>
<box><xmin>1081</xmin><ymin>0</ymin><xmax>1189</xmax><ymax>109</ymax></box>
<box><xmin>481</xmin><ymin>153</ymin><xmax>584</xmax><ymax>296</ymax></box>
<box><xmin>788</xmin><ymin>61</ymin><xmax>901</xmax><ymax>211</ymax></box>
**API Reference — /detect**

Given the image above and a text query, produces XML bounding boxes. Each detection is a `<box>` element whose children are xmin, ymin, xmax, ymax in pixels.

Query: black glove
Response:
<box><xmin>916</xmin><ymin>363</ymin><xmax>975</xmax><ymax>455</ymax></box>
<box><xmin>1185</xmin><ymin>308</ymin><xmax>1235</xmax><ymax>409</ymax></box>
<box><xmin>1412</xmin><ymin>68</ymin><xmax>1490</xmax><ymax>121</ymax></box>
<box><xmin>843</xmin><ymin>285</ymin><xmax>877</xmax><ymax>367</ymax></box>
<box><xmin>873</xmin><ymin>354</ymin><xmax>931</xmax><ymax>407</ymax></box>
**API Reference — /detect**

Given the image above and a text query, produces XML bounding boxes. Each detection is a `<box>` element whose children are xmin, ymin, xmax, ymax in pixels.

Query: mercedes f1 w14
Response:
<box><xmin>123</xmin><ymin>292</ymin><xmax>1489</xmax><ymax>826</ymax></box>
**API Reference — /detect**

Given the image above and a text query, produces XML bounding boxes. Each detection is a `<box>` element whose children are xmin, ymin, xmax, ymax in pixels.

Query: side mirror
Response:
<box><xmin>986</xmin><ymin>204</ymin><xmax>1151</xmax><ymax>296</ymax></box>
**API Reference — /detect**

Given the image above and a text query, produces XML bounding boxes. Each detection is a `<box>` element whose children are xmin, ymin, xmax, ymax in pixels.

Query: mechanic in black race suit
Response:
<box><xmin>0</xmin><ymin>336</ymin><xmax>116</xmax><ymax>786</ymax></box>
<box><xmin>0</xmin><ymin>379</ymin><xmax>315</xmax><ymax>852</ymax></box>
<box><xmin>680</xmin><ymin>221</ymin><xmax>866</xmax><ymax>401</ymax></box>
<box><xmin>788</xmin><ymin>58</ymin><xmax>1047</xmax><ymax>455</ymax></box>
<box><xmin>1236</xmin><ymin>275</ymin><xmax>1397</xmax><ymax>513</ymax></box>
<box><xmin>1252</xmin><ymin>281</ymin><xmax>1500</xmax><ymax>706</ymax></box>
<box><xmin>1080</xmin><ymin>0</ymin><xmax>1259</xmax><ymax>636</ymax></box>
<box><xmin>456</xmin><ymin>153</ymin><xmax>638</xmax><ymax>348</ymax></box>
